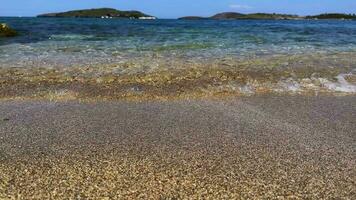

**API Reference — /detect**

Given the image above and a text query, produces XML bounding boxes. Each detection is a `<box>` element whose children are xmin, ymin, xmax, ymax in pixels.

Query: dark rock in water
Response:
<box><xmin>0</xmin><ymin>23</ymin><xmax>18</xmax><ymax>37</ymax></box>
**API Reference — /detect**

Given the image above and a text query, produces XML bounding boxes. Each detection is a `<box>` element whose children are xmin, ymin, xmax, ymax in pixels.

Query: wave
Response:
<box><xmin>49</xmin><ymin>34</ymin><xmax>95</xmax><ymax>41</ymax></box>
<box><xmin>322</xmin><ymin>74</ymin><xmax>356</xmax><ymax>93</ymax></box>
<box><xmin>0</xmin><ymin>52</ymin><xmax>355</xmax><ymax>100</ymax></box>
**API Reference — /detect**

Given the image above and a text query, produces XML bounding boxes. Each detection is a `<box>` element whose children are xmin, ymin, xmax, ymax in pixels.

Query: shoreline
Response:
<box><xmin>1</xmin><ymin>17</ymin><xmax>356</xmax><ymax>199</ymax></box>
<box><xmin>1</xmin><ymin>95</ymin><xmax>355</xmax><ymax>198</ymax></box>
<box><xmin>1</xmin><ymin>53</ymin><xmax>355</xmax><ymax>101</ymax></box>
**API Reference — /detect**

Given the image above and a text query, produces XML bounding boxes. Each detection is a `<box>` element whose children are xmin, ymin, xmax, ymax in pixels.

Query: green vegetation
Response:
<box><xmin>38</xmin><ymin>8</ymin><xmax>154</xmax><ymax>19</ymax></box>
<box><xmin>0</xmin><ymin>23</ymin><xmax>18</xmax><ymax>37</ymax></box>
<box><xmin>179</xmin><ymin>12</ymin><xmax>301</xmax><ymax>20</ymax></box>
<box><xmin>240</xmin><ymin>13</ymin><xmax>300</xmax><ymax>20</ymax></box>
<box><xmin>306</xmin><ymin>13</ymin><xmax>356</xmax><ymax>20</ymax></box>
<box><xmin>210</xmin><ymin>12</ymin><xmax>246</xmax><ymax>19</ymax></box>
<box><xmin>180</xmin><ymin>12</ymin><xmax>356</xmax><ymax>20</ymax></box>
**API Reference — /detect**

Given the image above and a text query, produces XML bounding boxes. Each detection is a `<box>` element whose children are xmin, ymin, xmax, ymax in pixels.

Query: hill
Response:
<box><xmin>210</xmin><ymin>12</ymin><xmax>245</xmax><ymax>19</ymax></box>
<box><xmin>38</xmin><ymin>8</ymin><xmax>155</xmax><ymax>19</ymax></box>
<box><xmin>240</xmin><ymin>13</ymin><xmax>300</xmax><ymax>20</ymax></box>
<box><xmin>180</xmin><ymin>12</ymin><xmax>301</xmax><ymax>20</ymax></box>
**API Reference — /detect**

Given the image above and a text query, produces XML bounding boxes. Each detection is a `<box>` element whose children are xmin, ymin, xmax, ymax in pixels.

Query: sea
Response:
<box><xmin>1</xmin><ymin>17</ymin><xmax>356</xmax><ymax>97</ymax></box>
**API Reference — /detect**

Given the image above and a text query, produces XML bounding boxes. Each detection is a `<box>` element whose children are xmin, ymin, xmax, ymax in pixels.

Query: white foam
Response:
<box><xmin>275</xmin><ymin>78</ymin><xmax>301</xmax><ymax>93</ymax></box>
<box><xmin>49</xmin><ymin>34</ymin><xmax>94</xmax><ymax>40</ymax></box>
<box><xmin>239</xmin><ymin>85</ymin><xmax>255</xmax><ymax>94</ymax></box>
<box><xmin>322</xmin><ymin>74</ymin><xmax>356</xmax><ymax>93</ymax></box>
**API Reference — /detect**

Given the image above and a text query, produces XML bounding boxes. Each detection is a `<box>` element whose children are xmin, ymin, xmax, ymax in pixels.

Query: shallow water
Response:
<box><xmin>1</xmin><ymin>17</ymin><xmax>356</xmax><ymax>66</ymax></box>
<box><xmin>0</xmin><ymin>17</ymin><xmax>356</xmax><ymax>97</ymax></box>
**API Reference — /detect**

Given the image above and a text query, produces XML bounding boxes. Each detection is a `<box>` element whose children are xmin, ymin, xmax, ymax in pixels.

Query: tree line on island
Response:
<box><xmin>37</xmin><ymin>8</ymin><xmax>156</xmax><ymax>19</ymax></box>
<box><xmin>179</xmin><ymin>12</ymin><xmax>356</xmax><ymax>20</ymax></box>
<box><xmin>36</xmin><ymin>8</ymin><xmax>356</xmax><ymax>20</ymax></box>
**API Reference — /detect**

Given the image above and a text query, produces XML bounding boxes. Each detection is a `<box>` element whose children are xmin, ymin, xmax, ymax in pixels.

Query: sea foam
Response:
<box><xmin>322</xmin><ymin>74</ymin><xmax>356</xmax><ymax>93</ymax></box>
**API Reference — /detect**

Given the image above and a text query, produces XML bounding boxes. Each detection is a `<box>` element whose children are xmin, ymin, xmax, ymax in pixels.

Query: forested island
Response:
<box><xmin>179</xmin><ymin>12</ymin><xmax>301</xmax><ymax>20</ymax></box>
<box><xmin>306</xmin><ymin>13</ymin><xmax>356</xmax><ymax>20</ymax></box>
<box><xmin>179</xmin><ymin>12</ymin><xmax>356</xmax><ymax>20</ymax></box>
<box><xmin>36</xmin><ymin>9</ymin><xmax>356</xmax><ymax>20</ymax></box>
<box><xmin>211</xmin><ymin>12</ymin><xmax>300</xmax><ymax>20</ymax></box>
<box><xmin>38</xmin><ymin>8</ymin><xmax>156</xmax><ymax>19</ymax></box>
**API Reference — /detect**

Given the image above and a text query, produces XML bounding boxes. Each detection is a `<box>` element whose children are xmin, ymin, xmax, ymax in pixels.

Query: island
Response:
<box><xmin>0</xmin><ymin>23</ymin><xmax>18</xmax><ymax>37</ymax></box>
<box><xmin>233</xmin><ymin>13</ymin><xmax>301</xmax><ymax>20</ymax></box>
<box><xmin>210</xmin><ymin>12</ymin><xmax>245</xmax><ymax>19</ymax></box>
<box><xmin>306</xmin><ymin>13</ymin><xmax>356</xmax><ymax>20</ymax></box>
<box><xmin>179</xmin><ymin>12</ymin><xmax>301</xmax><ymax>20</ymax></box>
<box><xmin>38</xmin><ymin>8</ymin><xmax>156</xmax><ymax>19</ymax></box>
<box><xmin>179</xmin><ymin>12</ymin><xmax>355</xmax><ymax>20</ymax></box>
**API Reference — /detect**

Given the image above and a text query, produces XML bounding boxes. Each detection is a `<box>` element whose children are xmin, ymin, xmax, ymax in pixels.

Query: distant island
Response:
<box><xmin>306</xmin><ymin>13</ymin><xmax>356</xmax><ymax>20</ymax></box>
<box><xmin>36</xmin><ymin>9</ymin><xmax>356</xmax><ymax>20</ymax></box>
<box><xmin>179</xmin><ymin>12</ymin><xmax>356</xmax><ymax>20</ymax></box>
<box><xmin>38</xmin><ymin>8</ymin><xmax>156</xmax><ymax>19</ymax></box>
<box><xmin>212</xmin><ymin>12</ymin><xmax>300</xmax><ymax>20</ymax></box>
<box><xmin>179</xmin><ymin>12</ymin><xmax>301</xmax><ymax>20</ymax></box>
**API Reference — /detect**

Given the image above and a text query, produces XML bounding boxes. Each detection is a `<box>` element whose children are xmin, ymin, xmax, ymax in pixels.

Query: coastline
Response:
<box><xmin>1</xmin><ymin>52</ymin><xmax>355</xmax><ymax>101</ymax></box>
<box><xmin>1</xmin><ymin>17</ymin><xmax>356</xmax><ymax>198</ymax></box>
<box><xmin>1</xmin><ymin>95</ymin><xmax>355</xmax><ymax>198</ymax></box>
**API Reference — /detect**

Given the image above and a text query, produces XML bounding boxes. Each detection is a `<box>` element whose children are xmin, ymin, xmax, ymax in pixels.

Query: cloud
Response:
<box><xmin>229</xmin><ymin>4</ymin><xmax>253</xmax><ymax>9</ymax></box>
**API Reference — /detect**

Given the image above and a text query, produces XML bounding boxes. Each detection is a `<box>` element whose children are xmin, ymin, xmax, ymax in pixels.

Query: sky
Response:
<box><xmin>0</xmin><ymin>0</ymin><xmax>355</xmax><ymax>18</ymax></box>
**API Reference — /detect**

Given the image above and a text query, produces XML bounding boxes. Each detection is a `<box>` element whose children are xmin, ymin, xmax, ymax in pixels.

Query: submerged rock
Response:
<box><xmin>0</xmin><ymin>23</ymin><xmax>18</xmax><ymax>37</ymax></box>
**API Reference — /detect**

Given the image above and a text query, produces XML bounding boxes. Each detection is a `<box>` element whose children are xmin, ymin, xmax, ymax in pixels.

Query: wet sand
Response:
<box><xmin>0</xmin><ymin>95</ymin><xmax>355</xmax><ymax>199</ymax></box>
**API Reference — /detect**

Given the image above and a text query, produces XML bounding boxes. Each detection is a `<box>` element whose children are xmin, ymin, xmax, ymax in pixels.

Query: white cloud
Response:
<box><xmin>229</xmin><ymin>4</ymin><xmax>253</xmax><ymax>9</ymax></box>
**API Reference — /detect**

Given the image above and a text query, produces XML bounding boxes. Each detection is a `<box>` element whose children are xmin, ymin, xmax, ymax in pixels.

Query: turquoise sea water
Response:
<box><xmin>1</xmin><ymin>17</ymin><xmax>356</xmax><ymax>94</ymax></box>
<box><xmin>1</xmin><ymin>17</ymin><xmax>356</xmax><ymax>68</ymax></box>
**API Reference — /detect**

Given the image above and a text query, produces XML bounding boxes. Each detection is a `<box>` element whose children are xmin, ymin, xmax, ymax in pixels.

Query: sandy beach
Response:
<box><xmin>0</xmin><ymin>95</ymin><xmax>355</xmax><ymax>199</ymax></box>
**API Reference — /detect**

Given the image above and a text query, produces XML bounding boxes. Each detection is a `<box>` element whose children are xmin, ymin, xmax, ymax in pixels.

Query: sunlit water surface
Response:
<box><xmin>1</xmin><ymin>17</ymin><xmax>356</xmax><ymax>95</ymax></box>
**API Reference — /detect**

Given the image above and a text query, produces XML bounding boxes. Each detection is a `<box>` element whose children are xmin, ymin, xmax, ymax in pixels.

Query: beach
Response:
<box><xmin>0</xmin><ymin>95</ymin><xmax>355</xmax><ymax>199</ymax></box>
<box><xmin>1</xmin><ymin>17</ymin><xmax>356</xmax><ymax>199</ymax></box>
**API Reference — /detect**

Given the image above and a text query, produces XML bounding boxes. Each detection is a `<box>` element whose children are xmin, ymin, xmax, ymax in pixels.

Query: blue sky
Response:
<box><xmin>1</xmin><ymin>0</ymin><xmax>355</xmax><ymax>18</ymax></box>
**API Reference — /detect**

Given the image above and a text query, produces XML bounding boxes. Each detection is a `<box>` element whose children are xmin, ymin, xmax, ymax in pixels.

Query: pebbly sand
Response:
<box><xmin>0</xmin><ymin>95</ymin><xmax>355</xmax><ymax>199</ymax></box>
